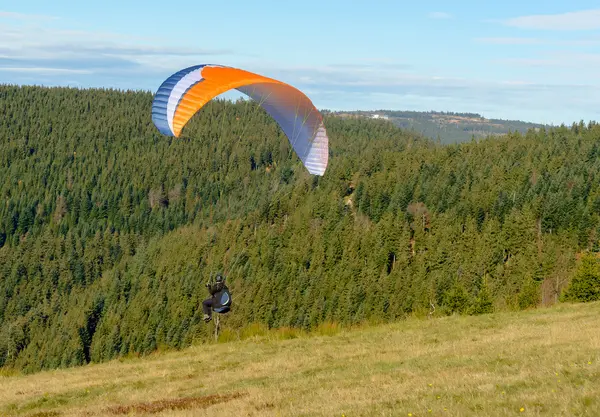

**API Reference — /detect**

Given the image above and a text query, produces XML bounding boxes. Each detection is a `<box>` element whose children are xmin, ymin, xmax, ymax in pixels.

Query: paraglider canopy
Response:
<box><xmin>151</xmin><ymin>64</ymin><xmax>329</xmax><ymax>176</ymax></box>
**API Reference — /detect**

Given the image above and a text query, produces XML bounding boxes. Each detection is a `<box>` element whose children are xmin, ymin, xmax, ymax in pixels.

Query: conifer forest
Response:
<box><xmin>1</xmin><ymin>85</ymin><xmax>600</xmax><ymax>373</ymax></box>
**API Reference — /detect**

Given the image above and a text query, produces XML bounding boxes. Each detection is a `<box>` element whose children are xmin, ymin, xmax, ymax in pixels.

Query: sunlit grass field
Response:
<box><xmin>2</xmin><ymin>301</ymin><xmax>599</xmax><ymax>416</ymax></box>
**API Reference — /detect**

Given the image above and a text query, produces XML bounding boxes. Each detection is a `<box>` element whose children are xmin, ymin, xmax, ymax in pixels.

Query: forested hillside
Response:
<box><xmin>1</xmin><ymin>85</ymin><xmax>599</xmax><ymax>373</ymax></box>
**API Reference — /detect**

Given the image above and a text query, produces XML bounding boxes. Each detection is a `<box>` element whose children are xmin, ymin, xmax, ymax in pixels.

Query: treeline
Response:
<box><xmin>336</xmin><ymin>110</ymin><xmax>487</xmax><ymax>119</ymax></box>
<box><xmin>0</xmin><ymin>85</ymin><xmax>599</xmax><ymax>374</ymax></box>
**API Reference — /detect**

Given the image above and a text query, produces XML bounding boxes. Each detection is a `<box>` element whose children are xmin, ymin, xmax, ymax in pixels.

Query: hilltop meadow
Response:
<box><xmin>1</xmin><ymin>84</ymin><xmax>600</xmax><ymax>379</ymax></box>
<box><xmin>1</xmin><ymin>301</ymin><xmax>599</xmax><ymax>416</ymax></box>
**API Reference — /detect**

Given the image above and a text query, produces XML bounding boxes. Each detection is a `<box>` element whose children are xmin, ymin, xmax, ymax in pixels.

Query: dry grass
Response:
<box><xmin>105</xmin><ymin>392</ymin><xmax>244</xmax><ymax>415</ymax></box>
<box><xmin>2</xmin><ymin>301</ymin><xmax>600</xmax><ymax>416</ymax></box>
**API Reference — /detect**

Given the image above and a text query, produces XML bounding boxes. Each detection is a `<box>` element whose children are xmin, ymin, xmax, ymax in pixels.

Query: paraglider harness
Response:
<box><xmin>204</xmin><ymin>273</ymin><xmax>232</xmax><ymax>316</ymax></box>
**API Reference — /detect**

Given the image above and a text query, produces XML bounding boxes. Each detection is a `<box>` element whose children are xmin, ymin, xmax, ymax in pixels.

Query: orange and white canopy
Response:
<box><xmin>151</xmin><ymin>64</ymin><xmax>328</xmax><ymax>176</ymax></box>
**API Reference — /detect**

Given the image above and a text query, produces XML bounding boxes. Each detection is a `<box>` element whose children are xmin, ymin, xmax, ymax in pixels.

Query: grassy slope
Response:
<box><xmin>2</xmin><ymin>302</ymin><xmax>599</xmax><ymax>417</ymax></box>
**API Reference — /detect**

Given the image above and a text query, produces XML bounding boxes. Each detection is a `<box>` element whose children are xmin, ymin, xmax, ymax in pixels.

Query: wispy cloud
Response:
<box><xmin>51</xmin><ymin>44</ymin><xmax>232</xmax><ymax>57</ymax></box>
<box><xmin>501</xmin><ymin>9</ymin><xmax>600</xmax><ymax>31</ymax></box>
<box><xmin>248</xmin><ymin>61</ymin><xmax>600</xmax><ymax>124</ymax></box>
<box><xmin>475</xmin><ymin>37</ymin><xmax>544</xmax><ymax>45</ymax></box>
<box><xmin>1</xmin><ymin>10</ymin><xmax>598</xmax><ymax>125</ymax></box>
<box><xmin>323</xmin><ymin>62</ymin><xmax>411</xmax><ymax>71</ymax></box>
<box><xmin>0</xmin><ymin>10</ymin><xmax>58</xmax><ymax>20</ymax></box>
<box><xmin>0</xmin><ymin>55</ymin><xmax>140</xmax><ymax>72</ymax></box>
<box><xmin>256</xmin><ymin>63</ymin><xmax>596</xmax><ymax>94</ymax></box>
<box><xmin>428</xmin><ymin>11</ymin><xmax>453</xmax><ymax>20</ymax></box>
<box><xmin>475</xmin><ymin>36</ymin><xmax>600</xmax><ymax>47</ymax></box>
<box><xmin>0</xmin><ymin>67</ymin><xmax>90</xmax><ymax>74</ymax></box>
<box><xmin>0</xmin><ymin>16</ymin><xmax>235</xmax><ymax>77</ymax></box>
<box><xmin>493</xmin><ymin>51</ymin><xmax>600</xmax><ymax>68</ymax></box>
<box><xmin>304</xmin><ymin>82</ymin><xmax>599</xmax><ymax>125</ymax></box>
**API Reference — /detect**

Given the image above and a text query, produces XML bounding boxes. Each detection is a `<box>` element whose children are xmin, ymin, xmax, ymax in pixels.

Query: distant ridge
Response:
<box><xmin>329</xmin><ymin>109</ymin><xmax>550</xmax><ymax>144</ymax></box>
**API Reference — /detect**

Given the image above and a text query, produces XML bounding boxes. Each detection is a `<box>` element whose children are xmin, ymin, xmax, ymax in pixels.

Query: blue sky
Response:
<box><xmin>1</xmin><ymin>1</ymin><xmax>600</xmax><ymax>124</ymax></box>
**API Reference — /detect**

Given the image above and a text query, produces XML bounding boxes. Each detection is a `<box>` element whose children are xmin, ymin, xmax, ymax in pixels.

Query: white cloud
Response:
<box><xmin>475</xmin><ymin>37</ymin><xmax>544</xmax><ymax>45</ymax></box>
<box><xmin>0</xmin><ymin>10</ymin><xmax>58</xmax><ymax>20</ymax></box>
<box><xmin>254</xmin><ymin>62</ymin><xmax>598</xmax><ymax>93</ymax></box>
<box><xmin>428</xmin><ymin>11</ymin><xmax>453</xmax><ymax>19</ymax></box>
<box><xmin>0</xmin><ymin>16</ymin><xmax>235</xmax><ymax>77</ymax></box>
<box><xmin>254</xmin><ymin>62</ymin><xmax>600</xmax><ymax>124</ymax></box>
<box><xmin>0</xmin><ymin>67</ymin><xmax>91</xmax><ymax>74</ymax></box>
<box><xmin>493</xmin><ymin>52</ymin><xmax>600</xmax><ymax>68</ymax></box>
<box><xmin>1</xmin><ymin>10</ymin><xmax>598</xmax><ymax>125</ymax></box>
<box><xmin>502</xmin><ymin>9</ymin><xmax>600</xmax><ymax>31</ymax></box>
<box><xmin>475</xmin><ymin>36</ymin><xmax>600</xmax><ymax>46</ymax></box>
<box><xmin>307</xmin><ymin>85</ymin><xmax>599</xmax><ymax>125</ymax></box>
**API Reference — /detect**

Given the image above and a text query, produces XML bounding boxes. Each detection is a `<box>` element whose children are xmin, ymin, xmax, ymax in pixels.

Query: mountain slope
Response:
<box><xmin>2</xmin><ymin>85</ymin><xmax>600</xmax><ymax>374</ymax></box>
